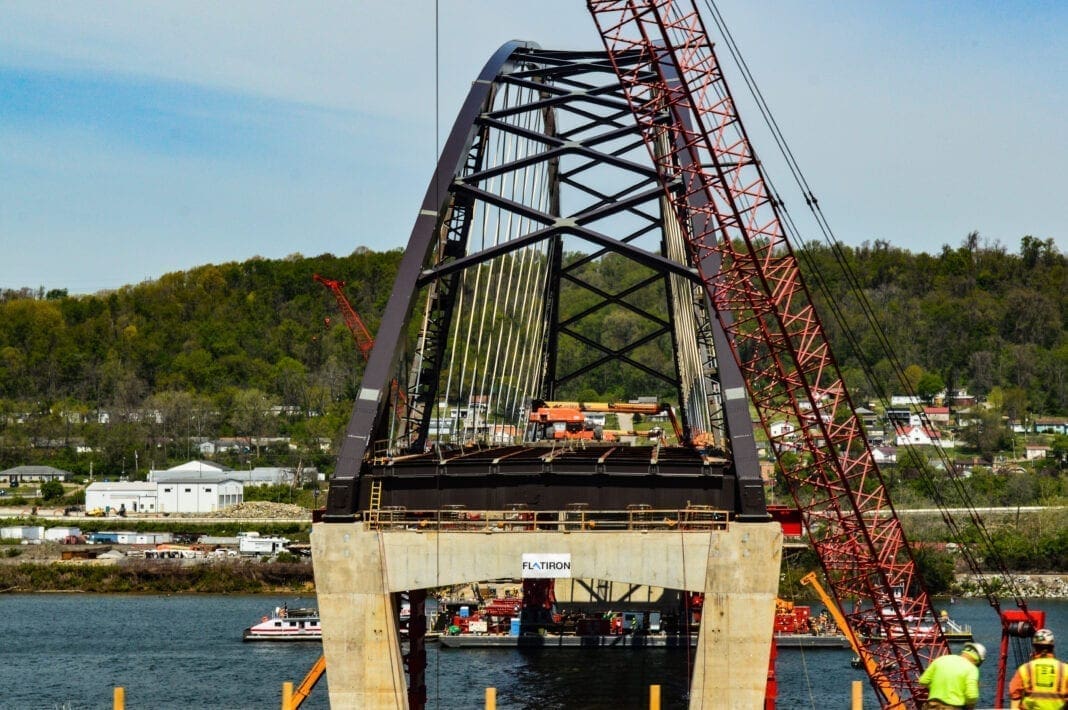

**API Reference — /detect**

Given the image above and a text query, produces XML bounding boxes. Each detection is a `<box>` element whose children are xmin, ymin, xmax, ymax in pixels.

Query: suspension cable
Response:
<box><xmin>702</xmin><ymin>0</ymin><xmax>1026</xmax><ymax>609</ymax></box>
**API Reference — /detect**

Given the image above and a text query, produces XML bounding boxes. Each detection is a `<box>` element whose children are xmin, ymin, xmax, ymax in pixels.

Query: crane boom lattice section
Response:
<box><xmin>587</xmin><ymin>0</ymin><xmax>946</xmax><ymax>705</ymax></box>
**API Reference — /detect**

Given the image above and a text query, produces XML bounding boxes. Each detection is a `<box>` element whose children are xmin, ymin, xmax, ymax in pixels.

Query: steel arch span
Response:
<box><xmin>324</xmin><ymin>41</ymin><xmax>766</xmax><ymax>523</ymax></box>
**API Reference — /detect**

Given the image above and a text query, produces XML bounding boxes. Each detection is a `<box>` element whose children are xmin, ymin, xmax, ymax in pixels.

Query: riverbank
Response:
<box><xmin>0</xmin><ymin>558</ymin><xmax>314</xmax><ymax>594</ymax></box>
<box><xmin>953</xmin><ymin>574</ymin><xmax>1068</xmax><ymax>600</ymax></box>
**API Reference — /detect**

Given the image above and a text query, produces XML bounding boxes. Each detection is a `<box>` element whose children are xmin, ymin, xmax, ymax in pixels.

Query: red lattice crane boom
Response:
<box><xmin>313</xmin><ymin>274</ymin><xmax>376</xmax><ymax>362</ymax></box>
<box><xmin>587</xmin><ymin>1</ymin><xmax>944</xmax><ymax>705</ymax></box>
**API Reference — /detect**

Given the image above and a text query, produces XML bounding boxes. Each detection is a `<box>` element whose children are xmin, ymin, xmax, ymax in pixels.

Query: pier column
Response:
<box><xmin>312</xmin><ymin>527</ymin><xmax>407</xmax><ymax>708</ymax></box>
<box><xmin>690</xmin><ymin>524</ymin><xmax>781</xmax><ymax>708</ymax></box>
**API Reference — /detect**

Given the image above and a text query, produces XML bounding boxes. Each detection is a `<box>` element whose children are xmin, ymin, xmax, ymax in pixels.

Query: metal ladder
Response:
<box><xmin>369</xmin><ymin>479</ymin><xmax>383</xmax><ymax>512</ymax></box>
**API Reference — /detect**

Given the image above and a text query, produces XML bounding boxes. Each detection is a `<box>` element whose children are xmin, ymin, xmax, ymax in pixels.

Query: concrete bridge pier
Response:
<box><xmin>311</xmin><ymin>521</ymin><xmax>782</xmax><ymax>709</ymax></box>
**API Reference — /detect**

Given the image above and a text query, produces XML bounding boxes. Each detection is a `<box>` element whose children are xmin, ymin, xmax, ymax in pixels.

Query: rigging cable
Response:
<box><xmin>701</xmin><ymin>0</ymin><xmax>1026</xmax><ymax>613</ymax></box>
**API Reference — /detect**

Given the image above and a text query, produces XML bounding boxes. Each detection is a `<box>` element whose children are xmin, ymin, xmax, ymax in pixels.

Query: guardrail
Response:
<box><xmin>363</xmin><ymin>505</ymin><xmax>730</xmax><ymax>532</ymax></box>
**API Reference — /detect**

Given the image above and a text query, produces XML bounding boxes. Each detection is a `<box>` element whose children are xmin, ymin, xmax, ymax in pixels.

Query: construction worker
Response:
<box><xmin>918</xmin><ymin>641</ymin><xmax>985</xmax><ymax>710</ymax></box>
<box><xmin>1009</xmin><ymin>628</ymin><xmax>1068</xmax><ymax>709</ymax></box>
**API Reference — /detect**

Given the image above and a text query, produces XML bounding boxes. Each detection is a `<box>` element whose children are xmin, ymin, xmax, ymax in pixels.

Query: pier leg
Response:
<box><xmin>313</xmin><ymin>526</ymin><xmax>407</xmax><ymax>709</ymax></box>
<box><xmin>689</xmin><ymin>524</ymin><xmax>782</xmax><ymax>708</ymax></box>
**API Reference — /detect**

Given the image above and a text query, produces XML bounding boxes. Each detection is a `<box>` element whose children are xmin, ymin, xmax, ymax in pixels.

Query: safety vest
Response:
<box><xmin>1018</xmin><ymin>657</ymin><xmax>1068</xmax><ymax>710</ymax></box>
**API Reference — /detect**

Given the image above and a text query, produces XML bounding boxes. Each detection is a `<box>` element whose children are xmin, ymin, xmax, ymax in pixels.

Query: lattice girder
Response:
<box><xmin>588</xmin><ymin>0</ymin><xmax>945</xmax><ymax>705</ymax></box>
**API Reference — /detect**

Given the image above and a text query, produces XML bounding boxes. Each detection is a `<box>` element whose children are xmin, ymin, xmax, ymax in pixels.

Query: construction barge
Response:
<box><xmin>438</xmin><ymin>632</ymin><xmax>850</xmax><ymax>650</ymax></box>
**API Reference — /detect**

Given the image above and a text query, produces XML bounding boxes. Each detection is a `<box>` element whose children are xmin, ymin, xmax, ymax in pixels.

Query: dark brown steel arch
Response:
<box><xmin>324</xmin><ymin>43</ymin><xmax>767</xmax><ymax>524</ymax></box>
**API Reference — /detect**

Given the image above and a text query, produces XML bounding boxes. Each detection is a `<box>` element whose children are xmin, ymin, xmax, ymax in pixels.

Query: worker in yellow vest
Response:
<box><xmin>919</xmin><ymin>642</ymin><xmax>985</xmax><ymax>709</ymax></box>
<box><xmin>1010</xmin><ymin>628</ymin><xmax>1068</xmax><ymax>710</ymax></box>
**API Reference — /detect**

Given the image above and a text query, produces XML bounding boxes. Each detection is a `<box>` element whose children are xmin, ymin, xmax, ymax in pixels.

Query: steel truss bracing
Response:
<box><xmin>586</xmin><ymin>0</ymin><xmax>944</xmax><ymax>706</ymax></box>
<box><xmin>325</xmin><ymin>41</ymin><xmax>767</xmax><ymax>523</ymax></box>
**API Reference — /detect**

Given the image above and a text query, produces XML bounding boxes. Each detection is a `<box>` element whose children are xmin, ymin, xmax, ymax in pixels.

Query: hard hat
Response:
<box><xmin>962</xmin><ymin>642</ymin><xmax>986</xmax><ymax>665</ymax></box>
<box><xmin>1033</xmin><ymin>628</ymin><xmax>1056</xmax><ymax>646</ymax></box>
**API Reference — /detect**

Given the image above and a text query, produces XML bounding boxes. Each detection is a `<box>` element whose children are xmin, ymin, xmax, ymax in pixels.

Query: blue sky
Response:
<box><xmin>1</xmin><ymin>1</ymin><xmax>1065</xmax><ymax>294</ymax></box>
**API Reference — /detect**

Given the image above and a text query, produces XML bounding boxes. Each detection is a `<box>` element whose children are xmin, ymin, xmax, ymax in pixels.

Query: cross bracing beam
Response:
<box><xmin>325</xmin><ymin>44</ymin><xmax>765</xmax><ymax>525</ymax></box>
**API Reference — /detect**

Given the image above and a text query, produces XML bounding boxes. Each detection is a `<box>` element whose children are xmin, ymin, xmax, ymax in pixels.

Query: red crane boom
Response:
<box><xmin>313</xmin><ymin>274</ymin><xmax>376</xmax><ymax>362</ymax></box>
<box><xmin>587</xmin><ymin>1</ymin><xmax>943</xmax><ymax>705</ymax></box>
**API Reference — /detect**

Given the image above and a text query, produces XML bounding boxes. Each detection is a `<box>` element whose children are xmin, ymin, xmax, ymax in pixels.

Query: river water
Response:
<box><xmin>0</xmin><ymin>595</ymin><xmax>1064</xmax><ymax>709</ymax></box>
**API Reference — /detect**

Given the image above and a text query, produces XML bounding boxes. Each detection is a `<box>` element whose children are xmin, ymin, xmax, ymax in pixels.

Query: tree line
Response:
<box><xmin>0</xmin><ymin>233</ymin><xmax>1065</xmax><ymax>477</ymax></box>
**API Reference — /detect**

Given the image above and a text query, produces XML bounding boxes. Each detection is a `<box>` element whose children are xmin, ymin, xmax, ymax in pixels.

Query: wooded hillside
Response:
<box><xmin>0</xmin><ymin>233</ymin><xmax>1064</xmax><ymax>475</ymax></box>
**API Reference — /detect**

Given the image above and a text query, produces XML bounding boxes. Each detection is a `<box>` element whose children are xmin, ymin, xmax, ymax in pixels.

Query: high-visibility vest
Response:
<box><xmin>1017</xmin><ymin>657</ymin><xmax>1068</xmax><ymax>710</ymax></box>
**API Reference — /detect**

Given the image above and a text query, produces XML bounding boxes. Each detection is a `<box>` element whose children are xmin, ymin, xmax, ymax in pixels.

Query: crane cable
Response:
<box><xmin>700</xmin><ymin>0</ymin><xmax>1026</xmax><ymax>612</ymax></box>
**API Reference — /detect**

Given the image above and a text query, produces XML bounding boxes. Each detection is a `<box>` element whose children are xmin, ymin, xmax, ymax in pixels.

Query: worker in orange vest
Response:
<box><xmin>1009</xmin><ymin>628</ymin><xmax>1068</xmax><ymax>710</ymax></box>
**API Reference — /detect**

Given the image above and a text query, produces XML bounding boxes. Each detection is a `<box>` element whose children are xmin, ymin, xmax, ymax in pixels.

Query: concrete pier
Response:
<box><xmin>311</xmin><ymin>521</ymin><xmax>782</xmax><ymax>709</ymax></box>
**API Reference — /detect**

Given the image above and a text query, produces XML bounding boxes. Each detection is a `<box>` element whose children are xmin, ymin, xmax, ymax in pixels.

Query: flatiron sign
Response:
<box><xmin>521</xmin><ymin>553</ymin><xmax>572</xmax><ymax>578</ymax></box>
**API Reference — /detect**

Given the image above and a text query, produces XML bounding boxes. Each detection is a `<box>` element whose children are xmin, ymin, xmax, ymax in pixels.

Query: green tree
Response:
<box><xmin>911</xmin><ymin>546</ymin><xmax>956</xmax><ymax>596</ymax></box>
<box><xmin>916</xmin><ymin>372</ymin><xmax>945</xmax><ymax>402</ymax></box>
<box><xmin>40</xmin><ymin>480</ymin><xmax>65</xmax><ymax>502</ymax></box>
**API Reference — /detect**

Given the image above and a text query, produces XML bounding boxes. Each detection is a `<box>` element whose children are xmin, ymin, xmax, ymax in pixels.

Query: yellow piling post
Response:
<box><xmin>649</xmin><ymin>684</ymin><xmax>661</xmax><ymax>710</ymax></box>
<box><xmin>113</xmin><ymin>687</ymin><xmax>125</xmax><ymax>710</ymax></box>
<box><xmin>851</xmin><ymin>680</ymin><xmax>863</xmax><ymax>709</ymax></box>
<box><xmin>282</xmin><ymin>681</ymin><xmax>293</xmax><ymax>710</ymax></box>
<box><xmin>485</xmin><ymin>686</ymin><xmax>497</xmax><ymax>710</ymax></box>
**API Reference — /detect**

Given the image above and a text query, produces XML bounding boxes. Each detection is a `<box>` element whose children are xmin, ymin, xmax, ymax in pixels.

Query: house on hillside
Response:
<box><xmin>922</xmin><ymin>406</ymin><xmax>950</xmax><ymax>426</ymax></box>
<box><xmin>1024</xmin><ymin>444</ymin><xmax>1050</xmax><ymax>461</ymax></box>
<box><xmin>949</xmin><ymin>390</ymin><xmax>977</xmax><ymax>408</ymax></box>
<box><xmin>1034</xmin><ymin>417</ymin><xmax>1068</xmax><ymax>435</ymax></box>
<box><xmin>894</xmin><ymin>424</ymin><xmax>943</xmax><ymax>447</ymax></box>
<box><xmin>871</xmin><ymin>446</ymin><xmax>897</xmax><ymax>465</ymax></box>
<box><xmin>2</xmin><ymin>465</ymin><xmax>73</xmax><ymax>485</ymax></box>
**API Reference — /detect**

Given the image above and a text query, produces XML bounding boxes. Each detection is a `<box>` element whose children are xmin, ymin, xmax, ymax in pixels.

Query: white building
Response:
<box><xmin>85</xmin><ymin>482</ymin><xmax>158</xmax><ymax>514</ymax></box>
<box><xmin>43</xmin><ymin>527</ymin><xmax>82</xmax><ymax>542</ymax></box>
<box><xmin>86</xmin><ymin>476</ymin><xmax>244</xmax><ymax>514</ymax></box>
<box><xmin>1</xmin><ymin>526</ymin><xmax>45</xmax><ymax>541</ymax></box>
<box><xmin>148</xmin><ymin>460</ymin><xmax>229</xmax><ymax>480</ymax></box>
<box><xmin>157</xmin><ymin>476</ymin><xmax>243</xmax><ymax>514</ymax></box>
<box><xmin>149</xmin><ymin>461</ymin><xmax>308</xmax><ymax>488</ymax></box>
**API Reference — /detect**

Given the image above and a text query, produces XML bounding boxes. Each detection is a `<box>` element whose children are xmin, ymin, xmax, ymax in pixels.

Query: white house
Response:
<box><xmin>894</xmin><ymin>425</ymin><xmax>943</xmax><ymax>447</ymax></box>
<box><xmin>157</xmin><ymin>476</ymin><xmax>243</xmax><ymax>514</ymax></box>
<box><xmin>871</xmin><ymin>446</ymin><xmax>898</xmax><ymax>465</ymax></box>
<box><xmin>1024</xmin><ymin>445</ymin><xmax>1049</xmax><ymax>461</ymax></box>
<box><xmin>85</xmin><ymin>482</ymin><xmax>158</xmax><ymax>514</ymax></box>
<box><xmin>769</xmin><ymin>421</ymin><xmax>796</xmax><ymax>439</ymax></box>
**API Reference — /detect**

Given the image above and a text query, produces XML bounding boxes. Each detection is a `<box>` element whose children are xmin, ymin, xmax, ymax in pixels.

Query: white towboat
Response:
<box><xmin>242</xmin><ymin>604</ymin><xmax>321</xmax><ymax>642</ymax></box>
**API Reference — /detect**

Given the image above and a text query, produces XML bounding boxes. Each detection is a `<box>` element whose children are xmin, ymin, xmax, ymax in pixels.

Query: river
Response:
<box><xmin>0</xmin><ymin>595</ymin><xmax>1064</xmax><ymax>709</ymax></box>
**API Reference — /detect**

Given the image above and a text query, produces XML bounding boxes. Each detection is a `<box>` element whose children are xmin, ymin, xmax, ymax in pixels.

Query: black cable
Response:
<box><xmin>702</xmin><ymin>0</ymin><xmax>1025</xmax><ymax>610</ymax></box>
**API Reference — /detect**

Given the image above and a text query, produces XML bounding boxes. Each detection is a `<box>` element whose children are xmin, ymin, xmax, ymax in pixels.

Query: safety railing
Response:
<box><xmin>363</xmin><ymin>505</ymin><xmax>730</xmax><ymax>532</ymax></box>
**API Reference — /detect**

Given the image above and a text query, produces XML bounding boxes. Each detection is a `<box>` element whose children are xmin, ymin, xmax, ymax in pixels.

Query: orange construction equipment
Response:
<box><xmin>289</xmin><ymin>654</ymin><xmax>326</xmax><ymax>709</ymax></box>
<box><xmin>529</xmin><ymin>400</ymin><xmax>684</xmax><ymax>443</ymax></box>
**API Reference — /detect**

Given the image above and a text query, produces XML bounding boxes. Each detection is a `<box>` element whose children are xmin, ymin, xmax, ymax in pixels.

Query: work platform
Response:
<box><xmin>357</xmin><ymin>442</ymin><xmax>759</xmax><ymax>516</ymax></box>
<box><xmin>312</xmin><ymin>514</ymin><xmax>782</xmax><ymax>709</ymax></box>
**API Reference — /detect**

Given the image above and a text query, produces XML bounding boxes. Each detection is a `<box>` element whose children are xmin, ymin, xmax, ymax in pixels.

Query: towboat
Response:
<box><xmin>242</xmin><ymin>604</ymin><xmax>321</xmax><ymax>642</ymax></box>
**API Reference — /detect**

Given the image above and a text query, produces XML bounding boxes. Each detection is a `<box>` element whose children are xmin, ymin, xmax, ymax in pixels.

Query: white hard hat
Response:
<box><xmin>1034</xmin><ymin>628</ymin><xmax>1055</xmax><ymax>646</ymax></box>
<box><xmin>962</xmin><ymin>642</ymin><xmax>986</xmax><ymax>664</ymax></box>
